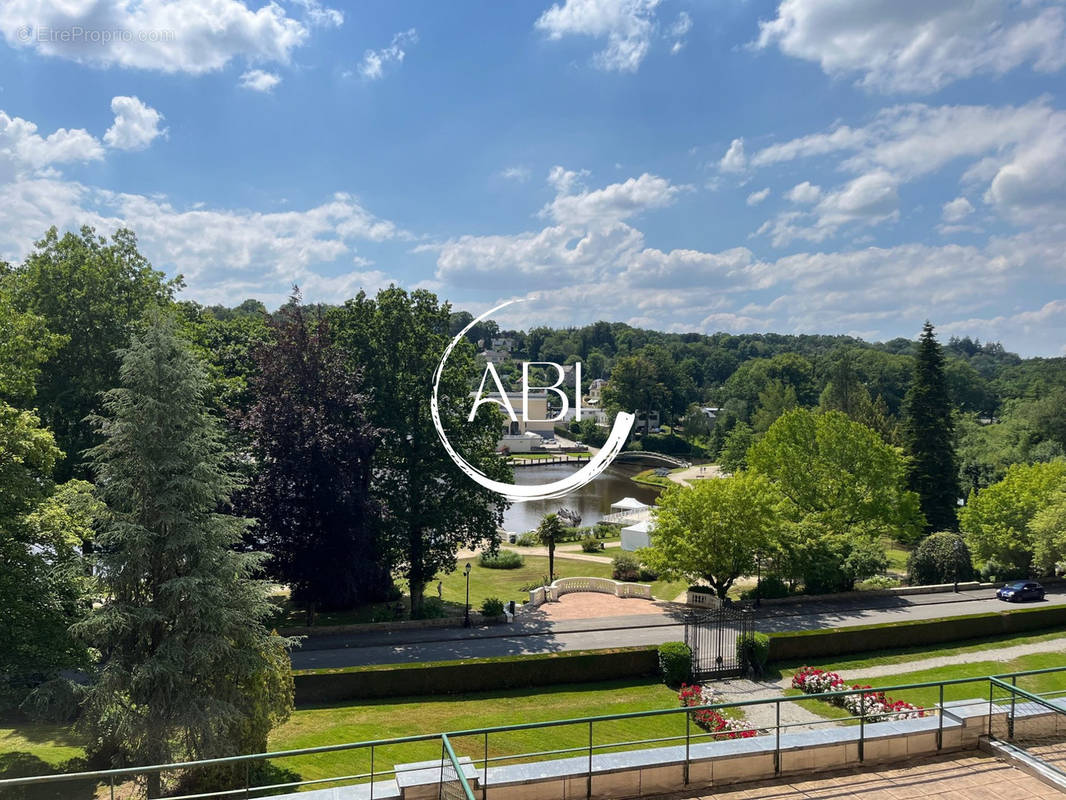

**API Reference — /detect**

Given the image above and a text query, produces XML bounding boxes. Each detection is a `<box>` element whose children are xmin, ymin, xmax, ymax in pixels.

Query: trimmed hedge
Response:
<box><xmin>767</xmin><ymin>604</ymin><xmax>1066</xmax><ymax>663</ymax></box>
<box><xmin>293</xmin><ymin>646</ymin><xmax>659</xmax><ymax>705</ymax></box>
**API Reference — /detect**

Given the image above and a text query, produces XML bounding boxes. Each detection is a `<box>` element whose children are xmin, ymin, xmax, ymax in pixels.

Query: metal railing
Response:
<box><xmin>989</xmin><ymin>675</ymin><xmax>1066</xmax><ymax>777</ymax></box>
<box><xmin>1</xmin><ymin>666</ymin><xmax>1064</xmax><ymax>799</ymax></box>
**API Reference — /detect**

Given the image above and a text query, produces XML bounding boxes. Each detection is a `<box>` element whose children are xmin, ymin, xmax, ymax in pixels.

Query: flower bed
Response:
<box><xmin>792</xmin><ymin>666</ymin><xmax>925</xmax><ymax>721</ymax></box>
<box><xmin>678</xmin><ymin>684</ymin><xmax>756</xmax><ymax>739</ymax></box>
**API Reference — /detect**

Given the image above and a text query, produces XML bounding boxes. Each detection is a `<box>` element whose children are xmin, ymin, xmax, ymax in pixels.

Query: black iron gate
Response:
<box><xmin>684</xmin><ymin>606</ymin><xmax>755</xmax><ymax>679</ymax></box>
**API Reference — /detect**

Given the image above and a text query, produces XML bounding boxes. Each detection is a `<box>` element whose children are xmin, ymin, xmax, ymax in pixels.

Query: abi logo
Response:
<box><xmin>432</xmin><ymin>299</ymin><xmax>634</xmax><ymax>502</ymax></box>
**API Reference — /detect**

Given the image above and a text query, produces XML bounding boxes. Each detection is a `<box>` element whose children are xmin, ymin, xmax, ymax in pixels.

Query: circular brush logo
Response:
<box><xmin>431</xmin><ymin>299</ymin><xmax>634</xmax><ymax>502</ymax></box>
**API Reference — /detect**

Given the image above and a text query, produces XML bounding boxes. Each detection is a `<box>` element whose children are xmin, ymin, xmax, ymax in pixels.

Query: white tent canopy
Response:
<box><xmin>610</xmin><ymin>497</ymin><xmax>649</xmax><ymax>512</ymax></box>
<box><xmin>621</xmin><ymin>519</ymin><xmax>653</xmax><ymax>551</ymax></box>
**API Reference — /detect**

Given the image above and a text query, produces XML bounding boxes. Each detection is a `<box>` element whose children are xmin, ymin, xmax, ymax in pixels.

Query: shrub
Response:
<box><xmin>908</xmin><ymin>532</ymin><xmax>977</xmax><ymax>585</ymax></box>
<box><xmin>518</xmin><ymin>575</ymin><xmax>553</xmax><ymax>592</ymax></box>
<box><xmin>740</xmin><ymin>575</ymin><xmax>790</xmax><ymax>600</ymax></box>
<box><xmin>581</xmin><ymin>536</ymin><xmax>602</xmax><ymax>553</ymax></box>
<box><xmin>514</xmin><ymin>532</ymin><xmax>538</xmax><ymax>547</ymax></box>
<box><xmin>479</xmin><ymin>550</ymin><xmax>524</xmax><ymax>569</ymax></box>
<box><xmin>857</xmin><ymin>575</ymin><xmax>899</xmax><ymax>590</ymax></box>
<box><xmin>657</xmin><ymin>641</ymin><xmax>691</xmax><ymax>686</ymax></box>
<box><xmin>612</xmin><ymin>552</ymin><xmax>640</xmax><ymax>581</ymax></box>
<box><xmin>980</xmin><ymin>558</ymin><xmax>1028</xmax><ymax>582</ymax></box>
<box><xmin>638</xmin><ymin>566</ymin><xmax>658</xmax><ymax>582</ymax></box>
<box><xmin>480</xmin><ymin>597</ymin><xmax>505</xmax><ymax>617</ymax></box>
<box><xmin>792</xmin><ymin>666</ymin><xmax>924</xmax><ymax>721</ymax></box>
<box><xmin>737</xmin><ymin>633</ymin><xmax>770</xmax><ymax>677</ymax></box>
<box><xmin>594</xmin><ymin>521</ymin><xmax>619</xmax><ymax>539</ymax></box>
<box><xmin>687</xmin><ymin>585</ymin><xmax>715</xmax><ymax>594</ymax></box>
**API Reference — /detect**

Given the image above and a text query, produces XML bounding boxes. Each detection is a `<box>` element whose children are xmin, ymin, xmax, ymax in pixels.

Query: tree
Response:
<box><xmin>77</xmin><ymin>313</ymin><xmax>291</xmax><ymax>794</ymax></box>
<box><xmin>6</xmin><ymin>227</ymin><xmax>177</xmax><ymax>478</ymax></box>
<box><xmin>751</xmin><ymin>380</ymin><xmax>797</xmax><ymax>433</ymax></box>
<box><xmin>242</xmin><ymin>295</ymin><xmax>389</xmax><ymax>612</ymax></box>
<box><xmin>642</xmin><ymin>473</ymin><xmax>781</xmax><ymax>599</ymax></box>
<box><xmin>536</xmin><ymin>514</ymin><xmax>565</xmax><ymax>582</ymax></box>
<box><xmin>774</xmin><ymin>519</ymin><xmax>888</xmax><ymax>594</ymax></box>
<box><xmin>748</xmin><ymin>409</ymin><xmax>924</xmax><ymax>542</ymax></box>
<box><xmin>718</xmin><ymin>421</ymin><xmax>754</xmax><ymax>473</ymax></box>
<box><xmin>902</xmin><ymin>322</ymin><xmax>960</xmax><ymax>531</ymax></box>
<box><xmin>0</xmin><ymin>285</ymin><xmax>63</xmax><ymax>405</ymax></box>
<box><xmin>330</xmin><ymin>288</ymin><xmax>511</xmax><ymax>617</ymax></box>
<box><xmin>959</xmin><ymin>461</ymin><xmax>1066</xmax><ymax>574</ymax></box>
<box><xmin>907</xmin><ymin>531</ymin><xmax>976</xmax><ymax>586</ymax></box>
<box><xmin>601</xmin><ymin>354</ymin><xmax>669</xmax><ymax>433</ymax></box>
<box><xmin>1030</xmin><ymin>492</ymin><xmax>1066</xmax><ymax>576</ymax></box>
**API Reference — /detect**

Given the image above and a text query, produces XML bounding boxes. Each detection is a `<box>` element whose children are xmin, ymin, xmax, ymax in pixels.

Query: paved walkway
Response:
<box><xmin>653</xmin><ymin>753</ymin><xmax>1062</xmax><ymax>800</ymax></box>
<box><xmin>667</xmin><ymin>463</ymin><xmax>725</xmax><ymax>486</ymax></box>
<box><xmin>534</xmin><ymin>593</ymin><xmax>667</xmax><ymax>620</ymax></box>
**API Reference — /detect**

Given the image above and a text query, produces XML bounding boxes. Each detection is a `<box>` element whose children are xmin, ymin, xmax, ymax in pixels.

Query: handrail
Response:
<box><xmin>440</xmin><ymin>733</ymin><xmax>477</xmax><ymax>800</ymax></box>
<box><xmin>2</xmin><ymin>664</ymin><xmax>1065</xmax><ymax>792</ymax></box>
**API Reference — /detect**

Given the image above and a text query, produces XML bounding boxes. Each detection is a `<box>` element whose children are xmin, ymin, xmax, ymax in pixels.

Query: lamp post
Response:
<box><xmin>755</xmin><ymin>553</ymin><xmax>762</xmax><ymax>609</ymax></box>
<box><xmin>953</xmin><ymin>536</ymin><xmax>963</xmax><ymax>593</ymax></box>
<box><xmin>464</xmin><ymin>562</ymin><xmax>473</xmax><ymax>627</ymax></box>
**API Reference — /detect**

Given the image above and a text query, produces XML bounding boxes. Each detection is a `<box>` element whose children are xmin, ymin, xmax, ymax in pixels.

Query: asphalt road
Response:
<box><xmin>289</xmin><ymin>585</ymin><xmax>1066</xmax><ymax>670</ymax></box>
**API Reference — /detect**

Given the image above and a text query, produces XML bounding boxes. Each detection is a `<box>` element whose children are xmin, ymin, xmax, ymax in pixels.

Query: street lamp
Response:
<box><xmin>464</xmin><ymin>562</ymin><xmax>473</xmax><ymax>627</ymax></box>
<box><xmin>953</xmin><ymin>536</ymin><xmax>964</xmax><ymax>593</ymax></box>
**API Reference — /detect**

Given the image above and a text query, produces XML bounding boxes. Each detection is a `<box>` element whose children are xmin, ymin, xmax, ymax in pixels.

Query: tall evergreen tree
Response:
<box><xmin>903</xmin><ymin>322</ymin><xmax>960</xmax><ymax>531</ymax></box>
<box><xmin>242</xmin><ymin>294</ymin><xmax>390</xmax><ymax>612</ymax></box>
<box><xmin>78</xmin><ymin>313</ymin><xmax>291</xmax><ymax>796</ymax></box>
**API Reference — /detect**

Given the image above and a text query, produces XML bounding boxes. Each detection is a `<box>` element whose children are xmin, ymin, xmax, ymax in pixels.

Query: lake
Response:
<box><xmin>501</xmin><ymin>462</ymin><xmax>662</xmax><ymax>533</ymax></box>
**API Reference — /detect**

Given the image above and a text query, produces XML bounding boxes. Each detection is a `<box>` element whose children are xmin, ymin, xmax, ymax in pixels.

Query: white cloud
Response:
<box><xmin>942</xmin><ymin>197</ymin><xmax>974</xmax><ymax>223</ymax></box>
<box><xmin>239</xmin><ymin>69</ymin><xmax>282</xmax><ymax>93</ymax></box>
<box><xmin>0</xmin><ymin>110</ymin><xmax>104</xmax><ymax>176</ymax></box>
<box><xmin>785</xmin><ymin>181</ymin><xmax>821</xmax><ymax>204</ymax></box>
<box><xmin>103</xmin><ymin>96</ymin><xmax>165</xmax><ymax>150</ymax></box>
<box><xmin>755</xmin><ymin>0</ymin><xmax>1066</xmax><ymax>94</ymax></box>
<box><xmin>719</xmin><ymin>138</ymin><xmax>746</xmax><ymax>173</ymax></box>
<box><xmin>0</xmin><ymin>0</ymin><xmax>319</xmax><ymax>74</ymax></box>
<box><xmin>500</xmin><ymin>166</ymin><xmax>531</xmax><ymax>182</ymax></box>
<box><xmin>359</xmin><ymin>28</ymin><xmax>417</xmax><ymax>80</ymax></box>
<box><xmin>535</xmin><ymin>0</ymin><xmax>661</xmax><ymax>72</ymax></box>
<box><xmin>743</xmin><ymin>99</ymin><xmax>1066</xmax><ymax>228</ymax></box>
<box><xmin>541</xmin><ymin>168</ymin><xmax>687</xmax><ymax>225</ymax></box>
<box><xmin>291</xmin><ymin>0</ymin><xmax>343</xmax><ymax>29</ymax></box>
<box><xmin>758</xmin><ymin>171</ymin><xmax>898</xmax><ymax>246</ymax></box>
<box><xmin>668</xmin><ymin>11</ymin><xmax>692</xmax><ymax>54</ymax></box>
<box><xmin>746</xmin><ymin>188</ymin><xmax>770</xmax><ymax>206</ymax></box>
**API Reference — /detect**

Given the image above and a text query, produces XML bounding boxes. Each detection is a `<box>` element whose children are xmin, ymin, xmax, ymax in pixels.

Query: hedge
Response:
<box><xmin>766</xmin><ymin>604</ymin><xmax>1066</xmax><ymax>663</ymax></box>
<box><xmin>293</xmin><ymin>646</ymin><xmax>660</xmax><ymax>705</ymax></box>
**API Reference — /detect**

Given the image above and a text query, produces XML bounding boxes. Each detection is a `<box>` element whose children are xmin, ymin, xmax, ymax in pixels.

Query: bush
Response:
<box><xmin>612</xmin><ymin>552</ymin><xmax>641</xmax><ymax>581</ymax></box>
<box><xmin>581</xmin><ymin>536</ymin><xmax>602</xmax><ymax>553</ymax></box>
<box><xmin>981</xmin><ymin>558</ymin><xmax>1028</xmax><ymax>582</ymax></box>
<box><xmin>740</xmin><ymin>575</ymin><xmax>790</xmax><ymax>601</ymax></box>
<box><xmin>687</xmin><ymin>585</ymin><xmax>714</xmax><ymax>594</ymax></box>
<box><xmin>594</xmin><ymin>521</ymin><xmax>618</xmax><ymax>539</ymax></box>
<box><xmin>657</xmin><ymin>641</ymin><xmax>692</xmax><ymax>686</ymax></box>
<box><xmin>638</xmin><ymin>567</ymin><xmax>659</xmax><ymax>582</ymax></box>
<box><xmin>737</xmin><ymin>633</ymin><xmax>770</xmax><ymax>677</ymax></box>
<box><xmin>908</xmin><ymin>532</ymin><xmax>977</xmax><ymax>585</ymax></box>
<box><xmin>480</xmin><ymin>597</ymin><xmax>505</xmax><ymax>616</ymax></box>
<box><xmin>514</xmin><ymin>532</ymin><xmax>538</xmax><ymax>547</ymax></box>
<box><xmin>518</xmin><ymin>574</ymin><xmax>553</xmax><ymax>592</ymax></box>
<box><xmin>478</xmin><ymin>550</ymin><xmax>524</xmax><ymax>569</ymax></box>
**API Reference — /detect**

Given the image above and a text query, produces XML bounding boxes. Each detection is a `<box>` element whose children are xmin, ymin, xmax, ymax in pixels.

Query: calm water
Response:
<box><xmin>501</xmin><ymin>462</ymin><xmax>662</xmax><ymax>532</ymax></box>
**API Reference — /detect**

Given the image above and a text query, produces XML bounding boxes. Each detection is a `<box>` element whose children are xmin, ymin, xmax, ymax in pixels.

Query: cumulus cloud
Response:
<box><xmin>0</xmin><ymin>110</ymin><xmax>104</xmax><ymax>176</ymax></box>
<box><xmin>942</xmin><ymin>197</ymin><xmax>974</xmax><ymax>223</ymax></box>
<box><xmin>785</xmin><ymin>181</ymin><xmax>821</xmax><ymax>204</ymax></box>
<box><xmin>103</xmin><ymin>96</ymin><xmax>165</xmax><ymax>150</ymax></box>
<box><xmin>541</xmin><ymin>168</ymin><xmax>687</xmax><ymax>225</ymax></box>
<box><xmin>719</xmin><ymin>138</ymin><xmax>746</xmax><ymax>173</ymax></box>
<box><xmin>742</xmin><ymin>99</ymin><xmax>1066</xmax><ymax>229</ymax></box>
<box><xmin>0</xmin><ymin>0</ymin><xmax>331</xmax><ymax>74</ymax></box>
<box><xmin>755</xmin><ymin>0</ymin><xmax>1066</xmax><ymax>94</ymax></box>
<box><xmin>359</xmin><ymin>28</ymin><xmax>418</xmax><ymax>80</ymax></box>
<box><xmin>746</xmin><ymin>188</ymin><xmax>770</xmax><ymax>206</ymax></box>
<box><xmin>239</xmin><ymin>69</ymin><xmax>282</xmax><ymax>92</ymax></box>
<box><xmin>535</xmin><ymin>0</ymin><xmax>662</xmax><ymax>72</ymax></box>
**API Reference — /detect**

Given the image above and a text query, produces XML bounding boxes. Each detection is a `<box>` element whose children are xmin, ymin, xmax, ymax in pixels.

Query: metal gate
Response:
<box><xmin>684</xmin><ymin>606</ymin><xmax>755</xmax><ymax>679</ymax></box>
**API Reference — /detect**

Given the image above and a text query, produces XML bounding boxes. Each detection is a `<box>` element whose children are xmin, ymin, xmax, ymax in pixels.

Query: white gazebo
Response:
<box><xmin>620</xmin><ymin>519</ymin><xmax>653</xmax><ymax>551</ymax></box>
<box><xmin>603</xmin><ymin>496</ymin><xmax>652</xmax><ymax>524</ymax></box>
<box><xmin>610</xmin><ymin>496</ymin><xmax>649</xmax><ymax>514</ymax></box>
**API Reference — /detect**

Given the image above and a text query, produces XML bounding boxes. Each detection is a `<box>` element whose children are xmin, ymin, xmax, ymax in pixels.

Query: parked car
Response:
<box><xmin>996</xmin><ymin>580</ymin><xmax>1045</xmax><ymax>602</ymax></box>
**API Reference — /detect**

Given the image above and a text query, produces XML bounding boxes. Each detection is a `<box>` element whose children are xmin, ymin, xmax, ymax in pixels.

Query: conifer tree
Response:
<box><xmin>78</xmin><ymin>313</ymin><xmax>291</xmax><ymax>796</ymax></box>
<box><xmin>902</xmin><ymin>322</ymin><xmax>960</xmax><ymax>531</ymax></box>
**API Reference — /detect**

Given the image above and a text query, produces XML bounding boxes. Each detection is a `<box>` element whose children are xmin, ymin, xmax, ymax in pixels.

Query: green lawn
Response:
<box><xmin>265</xmin><ymin>679</ymin><xmax>685</xmax><ymax>784</ymax></box>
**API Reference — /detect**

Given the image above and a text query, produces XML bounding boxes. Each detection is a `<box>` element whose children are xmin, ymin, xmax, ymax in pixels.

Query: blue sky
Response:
<box><xmin>0</xmin><ymin>1</ymin><xmax>1064</xmax><ymax>355</ymax></box>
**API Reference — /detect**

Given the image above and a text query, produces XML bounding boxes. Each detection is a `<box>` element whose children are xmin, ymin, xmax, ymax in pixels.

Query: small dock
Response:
<box><xmin>505</xmin><ymin>453</ymin><xmax>592</xmax><ymax>467</ymax></box>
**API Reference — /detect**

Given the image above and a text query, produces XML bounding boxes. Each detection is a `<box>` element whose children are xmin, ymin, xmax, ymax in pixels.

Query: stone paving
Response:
<box><xmin>534</xmin><ymin>591</ymin><xmax>671</xmax><ymax>620</ymax></box>
<box><xmin>653</xmin><ymin>752</ymin><xmax>1063</xmax><ymax>800</ymax></box>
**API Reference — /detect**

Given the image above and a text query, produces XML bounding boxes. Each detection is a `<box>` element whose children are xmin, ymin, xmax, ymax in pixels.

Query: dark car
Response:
<box><xmin>996</xmin><ymin>580</ymin><xmax>1045</xmax><ymax>602</ymax></box>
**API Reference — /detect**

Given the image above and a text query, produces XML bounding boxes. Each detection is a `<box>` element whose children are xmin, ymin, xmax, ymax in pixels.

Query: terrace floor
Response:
<box><xmin>653</xmin><ymin>752</ymin><xmax>1063</xmax><ymax>799</ymax></box>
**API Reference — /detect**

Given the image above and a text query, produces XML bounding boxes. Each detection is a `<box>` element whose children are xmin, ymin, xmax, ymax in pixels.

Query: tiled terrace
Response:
<box><xmin>652</xmin><ymin>752</ymin><xmax>1063</xmax><ymax>800</ymax></box>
